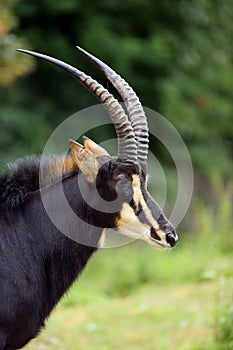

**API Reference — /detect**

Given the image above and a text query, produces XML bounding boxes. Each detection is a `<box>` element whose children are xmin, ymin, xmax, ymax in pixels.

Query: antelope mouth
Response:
<box><xmin>149</xmin><ymin>237</ymin><xmax>172</xmax><ymax>249</ymax></box>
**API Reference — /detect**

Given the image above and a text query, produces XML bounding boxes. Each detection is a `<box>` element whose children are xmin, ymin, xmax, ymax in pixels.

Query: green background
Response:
<box><xmin>0</xmin><ymin>1</ymin><xmax>232</xmax><ymax>349</ymax></box>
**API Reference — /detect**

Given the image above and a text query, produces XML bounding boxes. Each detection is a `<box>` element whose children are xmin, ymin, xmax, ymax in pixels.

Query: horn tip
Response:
<box><xmin>16</xmin><ymin>49</ymin><xmax>27</xmax><ymax>53</ymax></box>
<box><xmin>16</xmin><ymin>49</ymin><xmax>35</xmax><ymax>56</ymax></box>
<box><xmin>76</xmin><ymin>46</ymin><xmax>85</xmax><ymax>53</ymax></box>
<box><xmin>76</xmin><ymin>46</ymin><xmax>93</xmax><ymax>60</ymax></box>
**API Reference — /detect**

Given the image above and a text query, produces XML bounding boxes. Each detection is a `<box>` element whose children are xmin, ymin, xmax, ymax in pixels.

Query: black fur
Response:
<box><xmin>0</xmin><ymin>155</ymin><xmax>77</xmax><ymax>210</ymax></box>
<box><xmin>0</xmin><ymin>155</ymin><xmax>176</xmax><ymax>349</ymax></box>
<box><xmin>0</xmin><ymin>157</ymin><xmax>40</xmax><ymax>209</ymax></box>
<box><xmin>0</xmin><ymin>155</ymin><xmax>139</xmax><ymax>350</ymax></box>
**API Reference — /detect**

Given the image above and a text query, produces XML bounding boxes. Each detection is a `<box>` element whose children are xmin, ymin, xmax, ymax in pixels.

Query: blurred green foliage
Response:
<box><xmin>0</xmin><ymin>2</ymin><xmax>232</xmax><ymax>349</ymax></box>
<box><xmin>0</xmin><ymin>0</ymin><xmax>232</xmax><ymax>183</ymax></box>
<box><xmin>0</xmin><ymin>0</ymin><xmax>34</xmax><ymax>85</ymax></box>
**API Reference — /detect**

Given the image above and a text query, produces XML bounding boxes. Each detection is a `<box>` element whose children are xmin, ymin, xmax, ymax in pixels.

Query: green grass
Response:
<box><xmin>27</xmin><ymin>283</ymin><xmax>221</xmax><ymax>350</ymax></box>
<box><xmin>26</xmin><ymin>184</ymin><xmax>233</xmax><ymax>350</ymax></box>
<box><xmin>26</xmin><ymin>240</ymin><xmax>232</xmax><ymax>350</ymax></box>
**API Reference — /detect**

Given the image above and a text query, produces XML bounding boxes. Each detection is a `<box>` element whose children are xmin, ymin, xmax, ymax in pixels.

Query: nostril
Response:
<box><xmin>166</xmin><ymin>233</ymin><xmax>177</xmax><ymax>247</ymax></box>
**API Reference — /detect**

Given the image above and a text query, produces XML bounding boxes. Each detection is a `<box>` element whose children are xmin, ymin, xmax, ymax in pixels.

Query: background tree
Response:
<box><xmin>0</xmin><ymin>0</ymin><xmax>232</xmax><ymax>197</ymax></box>
<box><xmin>0</xmin><ymin>0</ymin><xmax>33</xmax><ymax>85</ymax></box>
<box><xmin>0</xmin><ymin>0</ymin><xmax>50</xmax><ymax>167</ymax></box>
<box><xmin>0</xmin><ymin>3</ymin><xmax>232</xmax><ymax>347</ymax></box>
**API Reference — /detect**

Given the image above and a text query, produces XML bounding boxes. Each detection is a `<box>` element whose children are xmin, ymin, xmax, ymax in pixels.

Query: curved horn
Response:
<box><xmin>16</xmin><ymin>49</ymin><xmax>137</xmax><ymax>162</ymax></box>
<box><xmin>76</xmin><ymin>46</ymin><xmax>149</xmax><ymax>167</ymax></box>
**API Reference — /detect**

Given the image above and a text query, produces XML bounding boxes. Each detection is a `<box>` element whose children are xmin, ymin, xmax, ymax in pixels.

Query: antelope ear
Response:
<box><xmin>69</xmin><ymin>139</ymin><xmax>99</xmax><ymax>184</ymax></box>
<box><xmin>83</xmin><ymin>136</ymin><xmax>109</xmax><ymax>157</ymax></box>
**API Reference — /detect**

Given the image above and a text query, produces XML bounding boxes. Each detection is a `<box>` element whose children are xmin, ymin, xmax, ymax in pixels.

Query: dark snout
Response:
<box><xmin>166</xmin><ymin>231</ymin><xmax>178</xmax><ymax>247</ymax></box>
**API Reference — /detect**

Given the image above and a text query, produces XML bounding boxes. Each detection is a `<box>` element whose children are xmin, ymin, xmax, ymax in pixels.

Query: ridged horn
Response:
<box><xmin>76</xmin><ymin>46</ymin><xmax>149</xmax><ymax>166</ymax></box>
<box><xmin>16</xmin><ymin>49</ymin><xmax>137</xmax><ymax>162</ymax></box>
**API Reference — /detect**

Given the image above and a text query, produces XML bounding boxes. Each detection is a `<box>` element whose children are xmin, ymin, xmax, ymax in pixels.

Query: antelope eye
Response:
<box><xmin>118</xmin><ymin>178</ymin><xmax>131</xmax><ymax>185</ymax></box>
<box><xmin>116</xmin><ymin>177</ymin><xmax>133</xmax><ymax>201</ymax></box>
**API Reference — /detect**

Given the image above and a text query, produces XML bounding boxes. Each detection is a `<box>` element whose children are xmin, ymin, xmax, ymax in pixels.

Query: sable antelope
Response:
<box><xmin>0</xmin><ymin>47</ymin><xmax>178</xmax><ymax>349</ymax></box>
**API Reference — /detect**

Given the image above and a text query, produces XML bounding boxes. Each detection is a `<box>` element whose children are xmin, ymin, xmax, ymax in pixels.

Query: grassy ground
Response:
<box><xmin>26</xmin><ymin>234</ymin><xmax>232</xmax><ymax>350</ymax></box>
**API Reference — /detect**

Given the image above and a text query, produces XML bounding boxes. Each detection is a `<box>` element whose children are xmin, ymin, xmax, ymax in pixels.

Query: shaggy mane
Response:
<box><xmin>0</xmin><ymin>155</ymin><xmax>78</xmax><ymax>209</ymax></box>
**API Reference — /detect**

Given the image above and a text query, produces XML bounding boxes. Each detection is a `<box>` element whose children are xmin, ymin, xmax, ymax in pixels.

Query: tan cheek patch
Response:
<box><xmin>115</xmin><ymin>201</ymin><xmax>167</xmax><ymax>244</ymax></box>
<box><xmin>131</xmin><ymin>174</ymin><xmax>141</xmax><ymax>207</ymax></box>
<box><xmin>116</xmin><ymin>173</ymin><xmax>166</xmax><ymax>242</ymax></box>
<box><xmin>116</xmin><ymin>203</ymin><xmax>150</xmax><ymax>241</ymax></box>
<box><xmin>131</xmin><ymin>174</ymin><xmax>160</xmax><ymax>232</ymax></box>
<box><xmin>116</xmin><ymin>203</ymin><xmax>138</xmax><ymax>227</ymax></box>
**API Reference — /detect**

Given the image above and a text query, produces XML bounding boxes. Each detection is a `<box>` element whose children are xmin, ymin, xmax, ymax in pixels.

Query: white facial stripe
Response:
<box><xmin>131</xmin><ymin>174</ymin><xmax>163</xmax><ymax>235</ymax></box>
<box><xmin>116</xmin><ymin>202</ymin><xmax>150</xmax><ymax>237</ymax></box>
<box><xmin>117</xmin><ymin>202</ymin><xmax>141</xmax><ymax>226</ymax></box>
<box><xmin>131</xmin><ymin>175</ymin><xmax>141</xmax><ymax>207</ymax></box>
<box><xmin>116</xmin><ymin>174</ymin><xmax>166</xmax><ymax>243</ymax></box>
<box><xmin>115</xmin><ymin>205</ymin><xmax>168</xmax><ymax>249</ymax></box>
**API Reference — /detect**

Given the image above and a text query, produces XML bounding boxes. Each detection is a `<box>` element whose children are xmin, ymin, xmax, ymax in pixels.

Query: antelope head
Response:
<box><xmin>17</xmin><ymin>47</ymin><xmax>178</xmax><ymax>249</ymax></box>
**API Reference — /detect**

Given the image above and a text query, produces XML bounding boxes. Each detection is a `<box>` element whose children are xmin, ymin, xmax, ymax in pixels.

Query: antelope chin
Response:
<box><xmin>148</xmin><ymin>237</ymin><xmax>171</xmax><ymax>249</ymax></box>
<box><xmin>141</xmin><ymin>230</ymin><xmax>170</xmax><ymax>249</ymax></box>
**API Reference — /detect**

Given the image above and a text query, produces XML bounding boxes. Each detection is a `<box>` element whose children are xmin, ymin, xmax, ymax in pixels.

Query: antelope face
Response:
<box><xmin>96</xmin><ymin>157</ymin><xmax>178</xmax><ymax>249</ymax></box>
<box><xmin>18</xmin><ymin>47</ymin><xmax>178</xmax><ymax>249</ymax></box>
<box><xmin>69</xmin><ymin>137</ymin><xmax>177</xmax><ymax>249</ymax></box>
